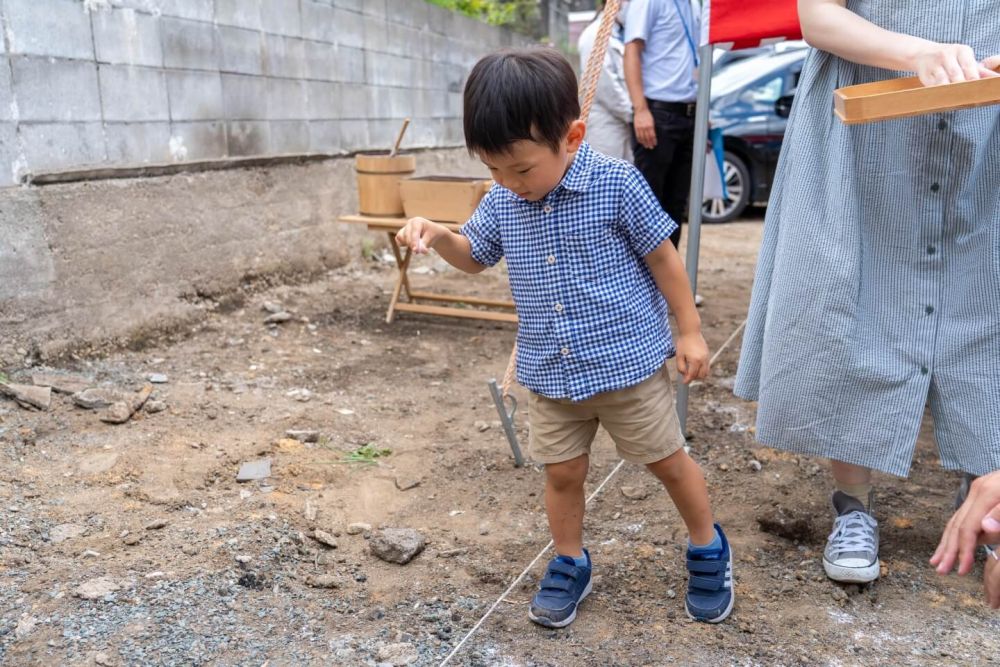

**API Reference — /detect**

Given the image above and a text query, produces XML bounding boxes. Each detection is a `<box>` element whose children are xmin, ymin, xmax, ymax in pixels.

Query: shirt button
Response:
<box><xmin>938</xmin><ymin>118</ymin><xmax>948</xmax><ymax>130</ymax></box>
<box><xmin>925</xmin><ymin>305</ymin><xmax>935</xmax><ymax>315</ymax></box>
<box><xmin>543</xmin><ymin>205</ymin><xmax>553</xmax><ymax>214</ymax></box>
<box><xmin>560</xmin><ymin>347</ymin><xmax>570</xmax><ymax>356</ymax></box>
<box><xmin>554</xmin><ymin>303</ymin><xmax>564</xmax><ymax>313</ymax></box>
<box><xmin>546</xmin><ymin>255</ymin><xmax>556</xmax><ymax>264</ymax></box>
<box><xmin>927</xmin><ymin>245</ymin><xmax>936</xmax><ymax>255</ymax></box>
<box><xmin>920</xmin><ymin>366</ymin><xmax>929</xmax><ymax>375</ymax></box>
<box><xmin>930</xmin><ymin>182</ymin><xmax>940</xmax><ymax>193</ymax></box>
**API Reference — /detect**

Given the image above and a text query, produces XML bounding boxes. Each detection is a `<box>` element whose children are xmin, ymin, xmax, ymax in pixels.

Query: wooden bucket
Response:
<box><xmin>355</xmin><ymin>152</ymin><xmax>416</xmax><ymax>216</ymax></box>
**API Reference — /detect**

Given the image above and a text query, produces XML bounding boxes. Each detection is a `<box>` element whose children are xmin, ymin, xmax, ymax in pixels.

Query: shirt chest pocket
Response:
<box><xmin>563</xmin><ymin>226</ymin><xmax>631</xmax><ymax>282</ymax></box>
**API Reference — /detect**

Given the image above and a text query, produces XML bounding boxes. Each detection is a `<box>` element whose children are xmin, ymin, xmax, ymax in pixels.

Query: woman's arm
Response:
<box><xmin>798</xmin><ymin>0</ymin><xmax>997</xmax><ymax>85</ymax></box>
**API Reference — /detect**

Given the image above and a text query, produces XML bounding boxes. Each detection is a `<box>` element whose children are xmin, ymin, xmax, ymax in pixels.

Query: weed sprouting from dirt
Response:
<box><xmin>339</xmin><ymin>443</ymin><xmax>392</xmax><ymax>465</ymax></box>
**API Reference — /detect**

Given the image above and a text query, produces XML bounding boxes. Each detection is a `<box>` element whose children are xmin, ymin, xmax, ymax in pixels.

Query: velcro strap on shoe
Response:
<box><xmin>547</xmin><ymin>561</ymin><xmax>580</xmax><ymax>578</ymax></box>
<box><xmin>687</xmin><ymin>558</ymin><xmax>725</xmax><ymax>574</ymax></box>
<box><xmin>690</xmin><ymin>574</ymin><xmax>724</xmax><ymax>592</ymax></box>
<box><xmin>539</xmin><ymin>577</ymin><xmax>574</xmax><ymax>592</ymax></box>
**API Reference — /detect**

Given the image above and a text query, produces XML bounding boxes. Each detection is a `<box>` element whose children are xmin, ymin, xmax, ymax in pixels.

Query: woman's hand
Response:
<box><xmin>985</xmin><ymin>550</ymin><xmax>1000</xmax><ymax>609</ymax></box>
<box><xmin>914</xmin><ymin>43</ymin><xmax>999</xmax><ymax>86</ymax></box>
<box><xmin>931</xmin><ymin>471</ymin><xmax>1000</xmax><ymax>576</ymax></box>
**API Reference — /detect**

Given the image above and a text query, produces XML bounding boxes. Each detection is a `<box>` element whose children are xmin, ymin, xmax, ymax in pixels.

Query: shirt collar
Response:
<box><xmin>504</xmin><ymin>141</ymin><xmax>595</xmax><ymax>202</ymax></box>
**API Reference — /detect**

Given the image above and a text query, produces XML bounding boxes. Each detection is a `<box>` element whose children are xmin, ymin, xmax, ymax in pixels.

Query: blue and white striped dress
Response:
<box><xmin>734</xmin><ymin>0</ymin><xmax>1000</xmax><ymax>477</ymax></box>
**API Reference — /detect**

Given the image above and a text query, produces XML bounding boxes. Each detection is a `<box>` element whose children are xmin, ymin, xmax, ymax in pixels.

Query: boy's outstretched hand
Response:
<box><xmin>675</xmin><ymin>332</ymin><xmax>710</xmax><ymax>384</ymax></box>
<box><xmin>395</xmin><ymin>217</ymin><xmax>446</xmax><ymax>255</ymax></box>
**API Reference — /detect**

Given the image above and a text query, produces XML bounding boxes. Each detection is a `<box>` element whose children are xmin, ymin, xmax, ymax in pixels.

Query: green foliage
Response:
<box><xmin>340</xmin><ymin>443</ymin><xmax>393</xmax><ymax>465</ymax></box>
<box><xmin>426</xmin><ymin>0</ymin><xmax>540</xmax><ymax>35</ymax></box>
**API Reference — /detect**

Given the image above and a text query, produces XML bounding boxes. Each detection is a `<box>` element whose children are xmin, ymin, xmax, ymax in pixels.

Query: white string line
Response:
<box><xmin>439</xmin><ymin>317</ymin><xmax>748</xmax><ymax>666</ymax></box>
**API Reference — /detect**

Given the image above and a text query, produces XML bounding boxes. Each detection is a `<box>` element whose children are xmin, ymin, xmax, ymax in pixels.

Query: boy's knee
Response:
<box><xmin>545</xmin><ymin>456</ymin><xmax>588</xmax><ymax>490</ymax></box>
<box><xmin>647</xmin><ymin>448</ymin><xmax>690</xmax><ymax>482</ymax></box>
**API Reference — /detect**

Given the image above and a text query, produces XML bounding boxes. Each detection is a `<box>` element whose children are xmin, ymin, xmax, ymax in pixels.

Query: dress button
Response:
<box><xmin>543</xmin><ymin>205</ymin><xmax>553</xmax><ymax>214</ymax></box>
<box><xmin>560</xmin><ymin>347</ymin><xmax>570</xmax><ymax>356</ymax></box>
<box><xmin>554</xmin><ymin>303</ymin><xmax>564</xmax><ymax>313</ymax></box>
<box><xmin>920</xmin><ymin>366</ymin><xmax>929</xmax><ymax>375</ymax></box>
<box><xmin>930</xmin><ymin>182</ymin><xmax>940</xmax><ymax>193</ymax></box>
<box><xmin>546</xmin><ymin>255</ymin><xmax>556</xmax><ymax>265</ymax></box>
<box><xmin>938</xmin><ymin>118</ymin><xmax>948</xmax><ymax>130</ymax></box>
<box><xmin>927</xmin><ymin>245</ymin><xmax>936</xmax><ymax>255</ymax></box>
<box><xmin>925</xmin><ymin>305</ymin><xmax>935</xmax><ymax>314</ymax></box>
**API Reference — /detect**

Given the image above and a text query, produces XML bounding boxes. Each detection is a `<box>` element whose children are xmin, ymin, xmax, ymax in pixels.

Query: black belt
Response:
<box><xmin>646</xmin><ymin>99</ymin><xmax>697</xmax><ymax>117</ymax></box>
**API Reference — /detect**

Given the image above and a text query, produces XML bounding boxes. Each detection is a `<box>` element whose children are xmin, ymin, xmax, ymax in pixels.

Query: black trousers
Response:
<box><xmin>632</xmin><ymin>101</ymin><xmax>696</xmax><ymax>248</ymax></box>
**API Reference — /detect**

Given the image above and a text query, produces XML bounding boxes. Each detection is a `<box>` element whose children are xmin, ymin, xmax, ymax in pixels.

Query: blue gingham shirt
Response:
<box><xmin>461</xmin><ymin>142</ymin><xmax>677</xmax><ymax>401</ymax></box>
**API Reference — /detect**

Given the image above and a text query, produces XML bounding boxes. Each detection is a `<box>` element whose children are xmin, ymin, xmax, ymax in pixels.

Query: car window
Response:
<box><xmin>739</xmin><ymin>76</ymin><xmax>783</xmax><ymax>107</ymax></box>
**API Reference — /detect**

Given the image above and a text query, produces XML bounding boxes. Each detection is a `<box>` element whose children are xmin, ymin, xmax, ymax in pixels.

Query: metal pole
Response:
<box><xmin>676</xmin><ymin>42</ymin><xmax>715</xmax><ymax>436</ymax></box>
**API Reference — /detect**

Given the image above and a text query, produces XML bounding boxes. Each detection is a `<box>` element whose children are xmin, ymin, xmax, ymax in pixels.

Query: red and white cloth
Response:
<box><xmin>700</xmin><ymin>0</ymin><xmax>801</xmax><ymax>50</ymax></box>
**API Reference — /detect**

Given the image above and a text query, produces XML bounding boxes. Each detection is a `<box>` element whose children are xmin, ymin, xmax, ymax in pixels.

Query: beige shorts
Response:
<box><xmin>528</xmin><ymin>365</ymin><xmax>686</xmax><ymax>466</ymax></box>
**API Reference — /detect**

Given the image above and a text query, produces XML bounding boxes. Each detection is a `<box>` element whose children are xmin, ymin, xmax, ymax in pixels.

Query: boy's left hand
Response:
<box><xmin>675</xmin><ymin>332</ymin><xmax>710</xmax><ymax>384</ymax></box>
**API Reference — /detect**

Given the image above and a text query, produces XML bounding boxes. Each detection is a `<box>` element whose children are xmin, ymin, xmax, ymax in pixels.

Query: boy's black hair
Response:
<box><xmin>463</xmin><ymin>48</ymin><xmax>580</xmax><ymax>156</ymax></box>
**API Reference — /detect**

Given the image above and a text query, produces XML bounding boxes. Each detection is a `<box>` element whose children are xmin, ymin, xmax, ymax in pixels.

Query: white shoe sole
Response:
<box><xmin>528</xmin><ymin>579</ymin><xmax>592</xmax><ymax>629</ymax></box>
<box><xmin>823</xmin><ymin>558</ymin><xmax>880</xmax><ymax>583</ymax></box>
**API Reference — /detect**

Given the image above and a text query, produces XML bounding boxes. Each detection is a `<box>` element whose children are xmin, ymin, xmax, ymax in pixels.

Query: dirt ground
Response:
<box><xmin>2</xmin><ymin>216</ymin><xmax>999</xmax><ymax>666</ymax></box>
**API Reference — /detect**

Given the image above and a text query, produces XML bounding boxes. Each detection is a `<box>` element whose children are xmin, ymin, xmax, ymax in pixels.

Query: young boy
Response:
<box><xmin>396</xmin><ymin>48</ymin><xmax>734</xmax><ymax>627</ymax></box>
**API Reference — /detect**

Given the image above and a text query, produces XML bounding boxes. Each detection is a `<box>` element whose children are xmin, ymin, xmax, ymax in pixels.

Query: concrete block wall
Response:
<box><xmin>0</xmin><ymin>0</ymin><xmax>530</xmax><ymax>185</ymax></box>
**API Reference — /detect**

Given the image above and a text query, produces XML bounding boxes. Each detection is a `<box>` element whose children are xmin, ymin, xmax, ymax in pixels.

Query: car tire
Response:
<box><xmin>703</xmin><ymin>151</ymin><xmax>751</xmax><ymax>224</ymax></box>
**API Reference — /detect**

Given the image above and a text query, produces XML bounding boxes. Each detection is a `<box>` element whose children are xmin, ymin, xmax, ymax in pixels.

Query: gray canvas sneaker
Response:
<box><xmin>823</xmin><ymin>490</ymin><xmax>880</xmax><ymax>583</ymax></box>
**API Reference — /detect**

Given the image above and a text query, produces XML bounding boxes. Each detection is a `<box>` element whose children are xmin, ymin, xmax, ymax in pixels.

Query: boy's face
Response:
<box><xmin>480</xmin><ymin>120</ymin><xmax>586</xmax><ymax>202</ymax></box>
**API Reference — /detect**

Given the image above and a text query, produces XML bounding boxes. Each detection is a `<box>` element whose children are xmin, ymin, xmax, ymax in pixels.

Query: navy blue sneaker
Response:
<box><xmin>685</xmin><ymin>524</ymin><xmax>734</xmax><ymax>623</ymax></box>
<box><xmin>528</xmin><ymin>551</ymin><xmax>592</xmax><ymax>628</ymax></box>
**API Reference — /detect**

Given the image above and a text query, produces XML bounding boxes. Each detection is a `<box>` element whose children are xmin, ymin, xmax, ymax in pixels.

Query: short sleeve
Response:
<box><xmin>624</xmin><ymin>0</ymin><xmax>658</xmax><ymax>45</ymax></box>
<box><xmin>619</xmin><ymin>167</ymin><xmax>677</xmax><ymax>257</ymax></box>
<box><xmin>460</xmin><ymin>188</ymin><xmax>504</xmax><ymax>267</ymax></box>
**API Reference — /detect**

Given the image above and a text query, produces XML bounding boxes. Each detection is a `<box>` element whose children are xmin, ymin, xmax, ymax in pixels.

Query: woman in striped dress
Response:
<box><xmin>734</xmin><ymin>0</ymin><xmax>1000</xmax><ymax>593</ymax></box>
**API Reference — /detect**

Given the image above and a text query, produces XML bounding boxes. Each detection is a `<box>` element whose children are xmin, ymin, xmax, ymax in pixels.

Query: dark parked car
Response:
<box><xmin>703</xmin><ymin>48</ymin><xmax>807</xmax><ymax>222</ymax></box>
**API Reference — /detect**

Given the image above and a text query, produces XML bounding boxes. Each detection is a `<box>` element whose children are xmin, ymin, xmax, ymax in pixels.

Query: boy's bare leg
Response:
<box><xmin>647</xmin><ymin>449</ymin><xmax>716</xmax><ymax>545</ymax></box>
<box><xmin>545</xmin><ymin>454</ymin><xmax>589</xmax><ymax>557</ymax></box>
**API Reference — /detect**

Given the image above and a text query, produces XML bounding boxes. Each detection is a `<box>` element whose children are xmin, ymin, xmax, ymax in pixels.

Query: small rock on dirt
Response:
<box><xmin>313</xmin><ymin>530</ymin><xmax>338</xmax><ymax>549</ymax></box>
<box><xmin>748</xmin><ymin>459</ymin><xmax>763</xmax><ymax>472</ymax></box>
<box><xmin>305</xmin><ymin>574</ymin><xmax>342</xmax><ymax>589</ymax></box>
<box><xmin>304</xmin><ymin>499</ymin><xmax>318</xmax><ymax>521</ymax></box>
<box><xmin>265</xmin><ymin>311</ymin><xmax>293</xmax><ymax>324</ymax></box>
<box><xmin>73</xmin><ymin>387</ymin><xmax>124</xmax><ymax>410</ymax></box>
<box><xmin>50</xmin><ymin>523</ymin><xmax>86</xmax><ymax>544</ymax></box>
<box><xmin>0</xmin><ymin>383</ymin><xmax>51</xmax><ymax>411</ymax></box>
<box><xmin>370</xmin><ymin>528</ymin><xmax>425</xmax><ymax>564</ymax></box>
<box><xmin>286</xmin><ymin>429</ymin><xmax>320</xmax><ymax>443</ymax></box>
<box><xmin>14</xmin><ymin>615</ymin><xmax>37</xmax><ymax>639</ymax></box>
<box><xmin>145</xmin><ymin>400</ymin><xmax>167</xmax><ymax>414</ymax></box>
<box><xmin>147</xmin><ymin>373</ymin><xmax>169</xmax><ymax>384</ymax></box>
<box><xmin>123</xmin><ymin>532</ymin><xmax>143</xmax><ymax>546</ymax></box>
<box><xmin>100</xmin><ymin>401</ymin><xmax>134</xmax><ymax>424</ymax></box>
<box><xmin>94</xmin><ymin>652</ymin><xmax>115</xmax><ymax>667</ymax></box>
<box><xmin>31</xmin><ymin>372</ymin><xmax>92</xmax><ymax>394</ymax></box>
<box><xmin>347</xmin><ymin>522</ymin><xmax>371</xmax><ymax>535</ymax></box>
<box><xmin>74</xmin><ymin>576</ymin><xmax>120</xmax><ymax>600</ymax></box>
<box><xmin>262</xmin><ymin>300</ymin><xmax>283</xmax><ymax>314</ymax></box>
<box><xmin>474</xmin><ymin>420</ymin><xmax>491</xmax><ymax>432</ymax></box>
<box><xmin>144</xmin><ymin>519</ymin><xmax>168</xmax><ymax>530</ymax></box>
<box><xmin>236</xmin><ymin>458</ymin><xmax>271</xmax><ymax>482</ymax></box>
<box><xmin>620</xmin><ymin>485</ymin><xmax>650</xmax><ymax>500</ymax></box>
<box><xmin>377</xmin><ymin>642</ymin><xmax>419</xmax><ymax>666</ymax></box>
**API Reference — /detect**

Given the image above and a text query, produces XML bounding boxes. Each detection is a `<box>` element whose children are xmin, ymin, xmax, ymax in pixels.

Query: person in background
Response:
<box><xmin>577</xmin><ymin>2</ymin><xmax>633</xmax><ymax>161</ymax></box>
<box><xmin>623</xmin><ymin>0</ymin><xmax>700</xmax><ymax>249</ymax></box>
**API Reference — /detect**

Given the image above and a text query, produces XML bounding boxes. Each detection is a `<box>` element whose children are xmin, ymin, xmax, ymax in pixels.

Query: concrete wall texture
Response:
<box><xmin>0</xmin><ymin>0</ymin><xmax>522</xmax><ymax>365</ymax></box>
<box><xmin>0</xmin><ymin>0</ymin><xmax>527</xmax><ymax>185</ymax></box>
